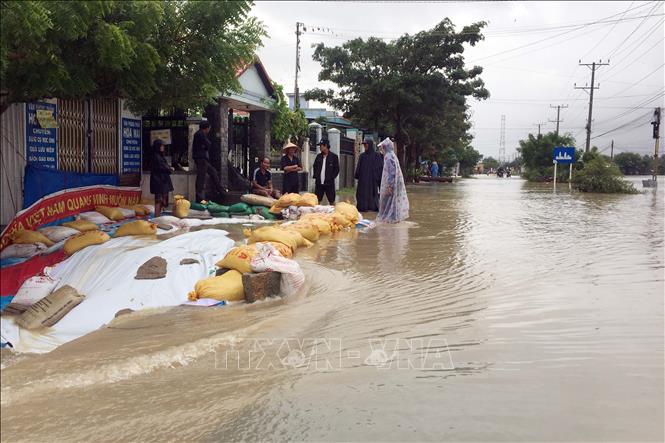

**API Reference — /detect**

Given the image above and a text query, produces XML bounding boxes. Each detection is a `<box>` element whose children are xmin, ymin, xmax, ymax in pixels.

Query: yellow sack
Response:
<box><xmin>114</xmin><ymin>220</ymin><xmax>157</xmax><ymax>237</ymax></box>
<box><xmin>297</xmin><ymin>193</ymin><xmax>318</xmax><ymax>207</ymax></box>
<box><xmin>10</xmin><ymin>230</ymin><xmax>54</xmax><ymax>247</ymax></box>
<box><xmin>96</xmin><ymin>206</ymin><xmax>125</xmax><ymax>221</ymax></box>
<box><xmin>173</xmin><ymin>195</ymin><xmax>190</xmax><ymax>218</ymax></box>
<box><xmin>335</xmin><ymin>202</ymin><xmax>360</xmax><ymax>224</ymax></box>
<box><xmin>215</xmin><ymin>245</ymin><xmax>258</xmax><ymax>274</ymax></box>
<box><xmin>62</xmin><ymin>220</ymin><xmax>99</xmax><ymax>232</ymax></box>
<box><xmin>244</xmin><ymin>226</ymin><xmax>301</xmax><ymax>250</ymax></box>
<box><xmin>284</xmin><ymin>222</ymin><xmax>320</xmax><ymax>242</ymax></box>
<box><xmin>124</xmin><ymin>205</ymin><xmax>150</xmax><ymax>216</ymax></box>
<box><xmin>188</xmin><ymin>270</ymin><xmax>244</xmax><ymax>302</ymax></box>
<box><xmin>269</xmin><ymin>203</ymin><xmax>283</xmax><ymax>215</ymax></box>
<box><xmin>276</xmin><ymin>193</ymin><xmax>302</xmax><ymax>208</ymax></box>
<box><xmin>300</xmin><ymin>214</ymin><xmax>333</xmax><ymax>235</ymax></box>
<box><xmin>331</xmin><ymin>213</ymin><xmax>353</xmax><ymax>228</ymax></box>
<box><xmin>64</xmin><ymin>230</ymin><xmax>110</xmax><ymax>255</ymax></box>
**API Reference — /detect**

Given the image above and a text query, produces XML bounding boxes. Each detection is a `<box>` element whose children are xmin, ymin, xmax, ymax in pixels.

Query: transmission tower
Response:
<box><xmin>499</xmin><ymin>115</ymin><xmax>506</xmax><ymax>164</ymax></box>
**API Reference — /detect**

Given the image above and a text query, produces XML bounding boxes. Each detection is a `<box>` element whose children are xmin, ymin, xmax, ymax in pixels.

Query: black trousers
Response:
<box><xmin>195</xmin><ymin>158</ymin><xmax>224</xmax><ymax>202</ymax></box>
<box><xmin>315</xmin><ymin>182</ymin><xmax>336</xmax><ymax>205</ymax></box>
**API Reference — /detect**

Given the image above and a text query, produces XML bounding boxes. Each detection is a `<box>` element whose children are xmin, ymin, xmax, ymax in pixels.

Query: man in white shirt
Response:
<box><xmin>312</xmin><ymin>139</ymin><xmax>340</xmax><ymax>204</ymax></box>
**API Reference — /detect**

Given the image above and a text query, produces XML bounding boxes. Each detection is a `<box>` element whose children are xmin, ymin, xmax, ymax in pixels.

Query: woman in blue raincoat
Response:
<box><xmin>377</xmin><ymin>138</ymin><xmax>409</xmax><ymax>223</ymax></box>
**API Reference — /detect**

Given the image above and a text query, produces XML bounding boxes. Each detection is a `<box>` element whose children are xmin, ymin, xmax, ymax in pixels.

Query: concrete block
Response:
<box><xmin>243</xmin><ymin>271</ymin><xmax>281</xmax><ymax>303</ymax></box>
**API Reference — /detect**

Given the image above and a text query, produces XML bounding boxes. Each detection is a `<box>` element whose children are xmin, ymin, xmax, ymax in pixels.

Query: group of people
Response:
<box><xmin>151</xmin><ymin>120</ymin><xmax>409</xmax><ymax>223</ymax></box>
<box><xmin>355</xmin><ymin>137</ymin><xmax>409</xmax><ymax>223</ymax></box>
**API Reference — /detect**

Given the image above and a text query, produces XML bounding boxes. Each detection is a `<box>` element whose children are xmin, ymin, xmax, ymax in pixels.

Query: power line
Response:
<box><xmin>591</xmin><ymin>110</ymin><xmax>653</xmax><ymax>139</ymax></box>
<box><xmin>580</xmin><ymin>1</ymin><xmax>636</xmax><ymax>59</ymax></box>
<box><xmin>605</xmin><ymin>1</ymin><xmax>663</xmax><ymax>59</ymax></box>
<box><xmin>603</xmin><ymin>63</ymin><xmax>665</xmax><ymax>98</ymax></box>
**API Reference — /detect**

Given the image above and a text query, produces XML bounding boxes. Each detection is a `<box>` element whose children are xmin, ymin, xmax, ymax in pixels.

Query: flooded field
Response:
<box><xmin>1</xmin><ymin>176</ymin><xmax>663</xmax><ymax>442</ymax></box>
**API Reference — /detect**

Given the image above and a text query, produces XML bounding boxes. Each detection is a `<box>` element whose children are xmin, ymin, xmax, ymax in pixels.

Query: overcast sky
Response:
<box><xmin>252</xmin><ymin>1</ymin><xmax>664</xmax><ymax>159</ymax></box>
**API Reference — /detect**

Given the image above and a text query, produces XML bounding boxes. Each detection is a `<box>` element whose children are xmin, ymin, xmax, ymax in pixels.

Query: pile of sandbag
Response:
<box><xmin>268</xmin><ymin>192</ymin><xmax>319</xmax><ymax>216</ymax></box>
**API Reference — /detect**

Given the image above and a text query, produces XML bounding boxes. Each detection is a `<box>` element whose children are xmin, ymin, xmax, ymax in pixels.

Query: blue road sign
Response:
<box><xmin>553</xmin><ymin>146</ymin><xmax>575</xmax><ymax>164</ymax></box>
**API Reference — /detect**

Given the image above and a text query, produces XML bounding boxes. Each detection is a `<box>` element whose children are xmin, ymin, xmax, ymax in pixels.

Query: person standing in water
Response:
<box><xmin>354</xmin><ymin>138</ymin><xmax>384</xmax><ymax>212</ymax></box>
<box><xmin>377</xmin><ymin>137</ymin><xmax>409</xmax><ymax>223</ymax></box>
<box><xmin>312</xmin><ymin>139</ymin><xmax>340</xmax><ymax>204</ymax></box>
<box><xmin>149</xmin><ymin>139</ymin><xmax>174</xmax><ymax>217</ymax></box>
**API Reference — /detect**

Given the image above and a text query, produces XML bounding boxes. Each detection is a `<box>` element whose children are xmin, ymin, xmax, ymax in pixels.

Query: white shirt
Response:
<box><xmin>320</xmin><ymin>153</ymin><xmax>327</xmax><ymax>184</ymax></box>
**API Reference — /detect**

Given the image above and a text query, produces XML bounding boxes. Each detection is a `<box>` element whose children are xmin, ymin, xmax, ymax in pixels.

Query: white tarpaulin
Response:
<box><xmin>2</xmin><ymin>230</ymin><xmax>235</xmax><ymax>353</ymax></box>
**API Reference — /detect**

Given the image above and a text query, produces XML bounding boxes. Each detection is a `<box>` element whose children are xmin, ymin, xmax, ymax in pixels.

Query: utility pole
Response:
<box><xmin>575</xmin><ymin>59</ymin><xmax>609</xmax><ymax>152</ymax></box>
<box><xmin>533</xmin><ymin>122</ymin><xmax>546</xmax><ymax>136</ymax></box>
<box><xmin>294</xmin><ymin>22</ymin><xmax>302</xmax><ymax>110</ymax></box>
<box><xmin>549</xmin><ymin>104</ymin><xmax>568</xmax><ymax>135</ymax></box>
<box><xmin>651</xmin><ymin>107</ymin><xmax>661</xmax><ymax>182</ymax></box>
<box><xmin>499</xmin><ymin>114</ymin><xmax>506</xmax><ymax>163</ymax></box>
<box><xmin>610</xmin><ymin>140</ymin><xmax>614</xmax><ymax>160</ymax></box>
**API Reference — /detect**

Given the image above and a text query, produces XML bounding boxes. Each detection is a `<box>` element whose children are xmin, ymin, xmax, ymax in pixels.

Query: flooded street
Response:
<box><xmin>2</xmin><ymin>177</ymin><xmax>663</xmax><ymax>442</ymax></box>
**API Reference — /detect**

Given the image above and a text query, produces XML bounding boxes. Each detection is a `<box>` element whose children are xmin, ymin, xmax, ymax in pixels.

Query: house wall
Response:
<box><xmin>0</xmin><ymin>104</ymin><xmax>26</xmax><ymax>226</ymax></box>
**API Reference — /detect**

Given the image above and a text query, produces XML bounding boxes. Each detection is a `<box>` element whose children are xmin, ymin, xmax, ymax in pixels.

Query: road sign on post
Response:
<box><xmin>553</xmin><ymin>146</ymin><xmax>576</xmax><ymax>190</ymax></box>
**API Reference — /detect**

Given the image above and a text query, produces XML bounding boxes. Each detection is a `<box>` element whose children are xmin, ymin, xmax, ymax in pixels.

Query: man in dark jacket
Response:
<box><xmin>312</xmin><ymin>139</ymin><xmax>340</xmax><ymax>204</ymax></box>
<box><xmin>354</xmin><ymin>138</ymin><xmax>383</xmax><ymax>212</ymax></box>
<box><xmin>193</xmin><ymin>121</ymin><xmax>225</xmax><ymax>202</ymax></box>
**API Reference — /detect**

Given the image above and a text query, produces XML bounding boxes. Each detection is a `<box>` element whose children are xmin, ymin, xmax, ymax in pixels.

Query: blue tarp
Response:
<box><xmin>23</xmin><ymin>165</ymin><xmax>119</xmax><ymax>208</ymax></box>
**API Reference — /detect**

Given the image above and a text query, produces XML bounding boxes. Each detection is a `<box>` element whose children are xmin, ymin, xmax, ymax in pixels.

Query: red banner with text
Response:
<box><xmin>0</xmin><ymin>185</ymin><xmax>141</xmax><ymax>251</ymax></box>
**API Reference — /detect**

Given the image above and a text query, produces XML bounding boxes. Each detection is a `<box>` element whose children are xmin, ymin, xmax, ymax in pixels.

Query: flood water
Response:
<box><xmin>1</xmin><ymin>176</ymin><xmax>663</xmax><ymax>442</ymax></box>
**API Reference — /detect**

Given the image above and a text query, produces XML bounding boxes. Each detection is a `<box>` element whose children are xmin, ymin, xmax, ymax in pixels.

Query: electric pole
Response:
<box><xmin>499</xmin><ymin>114</ymin><xmax>506</xmax><ymax>163</ymax></box>
<box><xmin>294</xmin><ymin>22</ymin><xmax>302</xmax><ymax>110</ymax></box>
<box><xmin>533</xmin><ymin>122</ymin><xmax>546</xmax><ymax>136</ymax></box>
<box><xmin>610</xmin><ymin>140</ymin><xmax>614</xmax><ymax>160</ymax></box>
<box><xmin>549</xmin><ymin>104</ymin><xmax>568</xmax><ymax>135</ymax></box>
<box><xmin>575</xmin><ymin>60</ymin><xmax>609</xmax><ymax>152</ymax></box>
<box><xmin>651</xmin><ymin>107</ymin><xmax>661</xmax><ymax>182</ymax></box>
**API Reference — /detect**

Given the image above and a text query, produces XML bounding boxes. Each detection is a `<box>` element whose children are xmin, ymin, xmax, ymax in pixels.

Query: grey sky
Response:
<box><xmin>252</xmin><ymin>1</ymin><xmax>664</xmax><ymax>159</ymax></box>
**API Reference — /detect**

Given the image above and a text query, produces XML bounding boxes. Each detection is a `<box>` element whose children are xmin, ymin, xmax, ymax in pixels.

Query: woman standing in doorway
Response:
<box><xmin>150</xmin><ymin>139</ymin><xmax>174</xmax><ymax>217</ymax></box>
<box><xmin>377</xmin><ymin>137</ymin><xmax>409</xmax><ymax>223</ymax></box>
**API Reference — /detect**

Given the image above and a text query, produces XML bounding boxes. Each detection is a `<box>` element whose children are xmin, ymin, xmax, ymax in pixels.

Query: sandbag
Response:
<box><xmin>276</xmin><ymin>193</ymin><xmax>301</xmax><ymax>208</ymax></box>
<box><xmin>190</xmin><ymin>202</ymin><xmax>208</xmax><ymax>211</ymax></box>
<box><xmin>240</xmin><ymin>194</ymin><xmax>277</xmax><ymax>208</ymax></box>
<box><xmin>114</xmin><ymin>220</ymin><xmax>158</xmax><ymax>237</ymax></box>
<box><xmin>0</xmin><ymin>243</ymin><xmax>47</xmax><ymax>259</ymax></box>
<box><xmin>258</xmin><ymin>207</ymin><xmax>277</xmax><ymax>220</ymax></box>
<box><xmin>261</xmin><ymin>241</ymin><xmax>293</xmax><ymax>259</ymax></box>
<box><xmin>298</xmin><ymin>193</ymin><xmax>318</xmax><ymax>207</ymax></box>
<box><xmin>62</xmin><ymin>220</ymin><xmax>99</xmax><ymax>232</ymax></box>
<box><xmin>95</xmin><ymin>206</ymin><xmax>125</xmax><ymax>221</ymax></box>
<box><xmin>116</xmin><ymin>207</ymin><xmax>136</xmax><ymax>219</ymax></box>
<box><xmin>173</xmin><ymin>195</ymin><xmax>191</xmax><ymax>218</ymax></box>
<box><xmin>78</xmin><ymin>211</ymin><xmax>112</xmax><ymax>224</ymax></box>
<box><xmin>122</xmin><ymin>205</ymin><xmax>149</xmax><ymax>216</ymax></box>
<box><xmin>207</xmin><ymin>203</ymin><xmax>230</xmax><ymax>213</ymax></box>
<box><xmin>229</xmin><ymin>202</ymin><xmax>250</xmax><ymax>214</ymax></box>
<box><xmin>210</xmin><ymin>212</ymin><xmax>230</xmax><ymax>219</ymax></box>
<box><xmin>10</xmin><ymin>229</ymin><xmax>54</xmax><ymax>247</ymax></box>
<box><xmin>243</xmin><ymin>226</ymin><xmax>302</xmax><ymax>251</ymax></box>
<box><xmin>38</xmin><ymin>226</ymin><xmax>80</xmax><ymax>243</ymax></box>
<box><xmin>331</xmin><ymin>213</ymin><xmax>353</xmax><ymax>228</ymax></box>
<box><xmin>16</xmin><ymin>285</ymin><xmax>85</xmax><ymax>330</ymax></box>
<box><xmin>335</xmin><ymin>202</ymin><xmax>360</xmax><ymax>224</ymax></box>
<box><xmin>12</xmin><ymin>275</ymin><xmax>59</xmax><ymax>306</ymax></box>
<box><xmin>300</xmin><ymin>214</ymin><xmax>333</xmax><ymax>235</ymax></box>
<box><xmin>215</xmin><ymin>245</ymin><xmax>258</xmax><ymax>274</ymax></box>
<box><xmin>64</xmin><ymin>230</ymin><xmax>111</xmax><ymax>255</ymax></box>
<box><xmin>269</xmin><ymin>204</ymin><xmax>283</xmax><ymax>215</ymax></box>
<box><xmin>283</xmin><ymin>222</ymin><xmax>320</xmax><ymax>242</ymax></box>
<box><xmin>188</xmin><ymin>270</ymin><xmax>244</xmax><ymax>302</ymax></box>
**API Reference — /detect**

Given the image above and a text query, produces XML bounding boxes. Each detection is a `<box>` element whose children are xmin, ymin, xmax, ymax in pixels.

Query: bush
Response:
<box><xmin>572</xmin><ymin>157</ymin><xmax>639</xmax><ymax>194</ymax></box>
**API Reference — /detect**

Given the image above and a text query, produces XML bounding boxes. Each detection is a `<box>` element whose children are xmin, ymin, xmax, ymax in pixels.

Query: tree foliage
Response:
<box><xmin>573</xmin><ymin>152</ymin><xmax>639</xmax><ymax>194</ymax></box>
<box><xmin>482</xmin><ymin>156</ymin><xmax>499</xmax><ymax>170</ymax></box>
<box><xmin>304</xmin><ymin>19</ymin><xmax>489</xmax><ymax>176</ymax></box>
<box><xmin>612</xmin><ymin>152</ymin><xmax>664</xmax><ymax>175</ymax></box>
<box><xmin>0</xmin><ymin>0</ymin><xmax>266</xmax><ymax>114</ymax></box>
<box><xmin>269</xmin><ymin>82</ymin><xmax>308</xmax><ymax>146</ymax></box>
<box><xmin>517</xmin><ymin>132</ymin><xmax>577</xmax><ymax>181</ymax></box>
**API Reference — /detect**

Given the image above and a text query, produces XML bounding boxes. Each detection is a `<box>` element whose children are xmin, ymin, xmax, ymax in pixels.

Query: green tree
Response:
<box><xmin>0</xmin><ymin>0</ymin><xmax>265</xmax><ymax>115</ymax></box>
<box><xmin>573</xmin><ymin>153</ymin><xmax>638</xmax><ymax>194</ymax></box>
<box><xmin>517</xmin><ymin>132</ymin><xmax>576</xmax><ymax>181</ymax></box>
<box><xmin>304</xmin><ymin>19</ymin><xmax>489</xmax><ymax>173</ymax></box>
<box><xmin>269</xmin><ymin>81</ymin><xmax>308</xmax><ymax>146</ymax></box>
<box><xmin>482</xmin><ymin>156</ymin><xmax>499</xmax><ymax>170</ymax></box>
<box><xmin>612</xmin><ymin>152</ymin><xmax>650</xmax><ymax>175</ymax></box>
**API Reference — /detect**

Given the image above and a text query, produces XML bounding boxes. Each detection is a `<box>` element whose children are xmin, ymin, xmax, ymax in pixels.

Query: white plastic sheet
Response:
<box><xmin>2</xmin><ymin>229</ymin><xmax>235</xmax><ymax>353</ymax></box>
